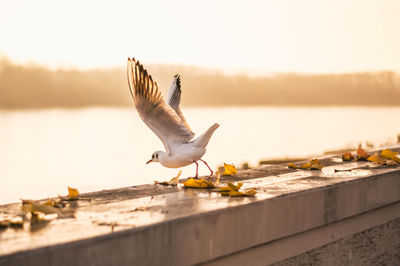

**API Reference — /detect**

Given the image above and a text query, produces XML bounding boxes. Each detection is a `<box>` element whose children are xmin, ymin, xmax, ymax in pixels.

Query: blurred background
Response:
<box><xmin>1</xmin><ymin>0</ymin><xmax>399</xmax><ymax>204</ymax></box>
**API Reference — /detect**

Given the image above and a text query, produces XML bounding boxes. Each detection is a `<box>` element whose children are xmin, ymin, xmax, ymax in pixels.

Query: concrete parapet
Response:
<box><xmin>1</xmin><ymin>148</ymin><xmax>400</xmax><ymax>265</ymax></box>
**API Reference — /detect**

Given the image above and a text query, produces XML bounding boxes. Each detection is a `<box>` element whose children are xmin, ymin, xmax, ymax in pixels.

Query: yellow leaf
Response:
<box><xmin>154</xmin><ymin>170</ymin><xmax>182</xmax><ymax>186</ymax></box>
<box><xmin>44</xmin><ymin>199</ymin><xmax>55</xmax><ymax>207</ymax></box>
<box><xmin>229</xmin><ymin>189</ymin><xmax>257</xmax><ymax>197</ymax></box>
<box><xmin>380</xmin><ymin>149</ymin><xmax>399</xmax><ymax>160</ymax></box>
<box><xmin>68</xmin><ymin>187</ymin><xmax>79</xmax><ymax>199</ymax></box>
<box><xmin>243</xmin><ymin>189</ymin><xmax>257</xmax><ymax>196</ymax></box>
<box><xmin>218</xmin><ymin>186</ymin><xmax>232</xmax><ymax>192</ymax></box>
<box><xmin>222</xmin><ymin>163</ymin><xmax>237</xmax><ymax>176</ymax></box>
<box><xmin>300</xmin><ymin>162</ymin><xmax>312</xmax><ymax>169</ymax></box>
<box><xmin>183</xmin><ymin>178</ymin><xmax>215</xmax><ymax>188</ymax></box>
<box><xmin>153</xmin><ymin>181</ymin><xmax>169</xmax><ymax>186</ymax></box>
<box><xmin>310</xmin><ymin>159</ymin><xmax>324</xmax><ymax>170</ymax></box>
<box><xmin>342</xmin><ymin>152</ymin><xmax>354</xmax><ymax>161</ymax></box>
<box><xmin>229</xmin><ymin>191</ymin><xmax>245</xmax><ymax>197</ymax></box>
<box><xmin>168</xmin><ymin>170</ymin><xmax>182</xmax><ymax>185</ymax></box>
<box><xmin>367</xmin><ymin>153</ymin><xmax>385</xmax><ymax>164</ymax></box>
<box><xmin>227</xmin><ymin>182</ymin><xmax>243</xmax><ymax>191</ymax></box>
<box><xmin>288</xmin><ymin>162</ymin><xmax>298</xmax><ymax>169</ymax></box>
<box><xmin>22</xmin><ymin>200</ymin><xmax>60</xmax><ymax>215</ymax></box>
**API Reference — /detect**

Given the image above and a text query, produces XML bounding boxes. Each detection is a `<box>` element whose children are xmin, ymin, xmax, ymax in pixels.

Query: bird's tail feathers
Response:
<box><xmin>193</xmin><ymin>123</ymin><xmax>220</xmax><ymax>148</ymax></box>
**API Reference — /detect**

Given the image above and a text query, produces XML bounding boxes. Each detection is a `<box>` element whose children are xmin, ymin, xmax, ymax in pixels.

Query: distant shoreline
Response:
<box><xmin>1</xmin><ymin>58</ymin><xmax>400</xmax><ymax>108</ymax></box>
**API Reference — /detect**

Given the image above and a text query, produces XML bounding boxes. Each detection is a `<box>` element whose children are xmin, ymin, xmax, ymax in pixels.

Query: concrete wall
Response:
<box><xmin>1</xmin><ymin>156</ymin><xmax>400</xmax><ymax>266</ymax></box>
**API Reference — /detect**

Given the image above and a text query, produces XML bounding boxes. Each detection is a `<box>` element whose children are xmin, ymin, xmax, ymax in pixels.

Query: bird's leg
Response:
<box><xmin>200</xmin><ymin>159</ymin><xmax>213</xmax><ymax>176</ymax></box>
<box><xmin>190</xmin><ymin>161</ymin><xmax>199</xmax><ymax>179</ymax></box>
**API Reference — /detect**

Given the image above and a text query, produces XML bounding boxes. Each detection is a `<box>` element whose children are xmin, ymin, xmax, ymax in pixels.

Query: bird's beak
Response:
<box><xmin>146</xmin><ymin>159</ymin><xmax>153</xmax><ymax>164</ymax></box>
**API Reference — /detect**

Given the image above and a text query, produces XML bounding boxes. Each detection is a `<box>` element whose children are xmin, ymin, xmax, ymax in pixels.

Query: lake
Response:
<box><xmin>0</xmin><ymin>106</ymin><xmax>399</xmax><ymax>204</ymax></box>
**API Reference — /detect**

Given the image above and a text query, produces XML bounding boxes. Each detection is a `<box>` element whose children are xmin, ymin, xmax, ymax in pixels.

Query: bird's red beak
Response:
<box><xmin>146</xmin><ymin>159</ymin><xmax>153</xmax><ymax>164</ymax></box>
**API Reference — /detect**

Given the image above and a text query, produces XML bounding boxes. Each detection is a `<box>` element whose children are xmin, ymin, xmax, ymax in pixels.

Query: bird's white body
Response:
<box><xmin>158</xmin><ymin>143</ymin><xmax>206</xmax><ymax>168</ymax></box>
<box><xmin>127</xmin><ymin>58</ymin><xmax>219</xmax><ymax>177</ymax></box>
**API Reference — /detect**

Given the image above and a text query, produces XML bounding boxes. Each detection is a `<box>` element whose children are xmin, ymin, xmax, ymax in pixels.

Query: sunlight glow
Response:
<box><xmin>1</xmin><ymin>0</ymin><xmax>400</xmax><ymax>73</ymax></box>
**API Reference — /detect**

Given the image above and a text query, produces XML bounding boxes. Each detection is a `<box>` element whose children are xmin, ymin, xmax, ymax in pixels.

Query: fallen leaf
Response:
<box><xmin>22</xmin><ymin>200</ymin><xmax>60</xmax><ymax>215</ymax></box>
<box><xmin>44</xmin><ymin>199</ymin><xmax>55</xmax><ymax>207</ymax></box>
<box><xmin>380</xmin><ymin>148</ymin><xmax>398</xmax><ymax>160</ymax></box>
<box><xmin>227</xmin><ymin>182</ymin><xmax>243</xmax><ymax>191</ymax></box>
<box><xmin>169</xmin><ymin>170</ymin><xmax>182</xmax><ymax>185</ymax></box>
<box><xmin>356</xmin><ymin>148</ymin><xmax>370</xmax><ymax>161</ymax></box>
<box><xmin>299</xmin><ymin>162</ymin><xmax>312</xmax><ymax>169</ymax></box>
<box><xmin>154</xmin><ymin>170</ymin><xmax>182</xmax><ymax>186</ymax></box>
<box><xmin>380</xmin><ymin>148</ymin><xmax>400</xmax><ymax>163</ymax></box>
<box><xmin>219</xmin><ymin>182</ymin><xmax>243</xmax><ymax>192</ymax></box>
<box><xmin>310</xmin><ymin>159</ymin><xmax>324</xmax><ymax>170</ymax></box>
<box><xmin>222</xmin><ymin>163</ymin><xmax>237</xmax><ymax>176</ymax></box>
<box><xmin>67</xmin><ymin>187</ymin><xmax>79</xmax><ymax>200</ymax></box>
<box><xmin>228</xmin><ymin>189</ymin><xmax>257</xmax><ymax>197</ymax></box>
<box><xmin>214</xmin><ymin>172</ymin><xmax>221</xmax><ymax>187</ymax></box>
<box><xmin>367</xmin><ymin>153</ymin><xmax>385</xmax><ymax>165</ymax></box>
<box><xmin>342</xmin><ymin>152</ymin><xmax>354</xmax><ymax>161</ymax></box>
<box><xmin>183</xmin><ymin>178</ymin><xmax>215</xmax><ymax>188</ymax></box>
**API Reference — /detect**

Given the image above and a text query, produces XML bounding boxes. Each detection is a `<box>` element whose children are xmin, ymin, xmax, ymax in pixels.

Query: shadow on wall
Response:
<box><xmin>1</xmin><ymin>57</ymin><xmax>400</xmax><ymax>109</ymax></box>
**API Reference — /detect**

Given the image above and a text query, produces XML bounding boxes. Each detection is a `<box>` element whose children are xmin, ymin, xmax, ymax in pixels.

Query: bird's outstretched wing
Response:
<box><xmin>127</xmin><ymin>58</ymin><xmax>195</xmax><ymax>155</ymax></box>
<box><xmin>166</xmin><ymin>74</ymin><xmax>194</xmax><ymax>134</ymax></box>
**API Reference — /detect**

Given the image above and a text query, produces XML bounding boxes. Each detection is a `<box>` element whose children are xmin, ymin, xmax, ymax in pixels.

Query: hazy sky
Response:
<box><xmin>1</xmin><ymin>0</ymin><xmax>400</xmax><ymax>74</ymax></box>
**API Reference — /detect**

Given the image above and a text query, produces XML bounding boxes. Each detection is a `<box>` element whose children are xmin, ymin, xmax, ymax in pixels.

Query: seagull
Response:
<box><xmin>127</xmin><ymin>58</ymin><xmax>219</xmax><ymax>178</ymax></box>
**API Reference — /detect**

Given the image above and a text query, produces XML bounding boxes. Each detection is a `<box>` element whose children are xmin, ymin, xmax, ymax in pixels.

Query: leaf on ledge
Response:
<box><xmin>356</xmin><ymin>147</ymin><xmax>370</xmax><ymax>161</ymax></box>
<box><xmin>222</xmin><ymin>163</ymin><xmax>237</xmax><ymax>176</ymax></box>
<box><xmin>367</xmin><ymin>153</ymin><xmax>385</xmax><ymax>165</ymax></box>
<box><xmin>310</xmin><ymin>159</ymin><xmax>324</xmax><ymax>170</ymax></box>
<box><xmin>21</xmin><ymin>200</ymin><xmax>60</xmax><ymax>215</ymax></box>
<box><xmin>154</xmin><ymin>170</ymin><xmax>182</xmax><ymax>186</ymax></box>
<box><xmin>380</xmin><ymin>148</ymin><xmax>400</xmax><ymax>163</ymax></box>
<box><xmin>67</xmin><ymin>187</ymin><xmax>80</xmax><ymax>200</ymax></box>
<box><xmin>342</xmin><ymin>152</ymin><xmax>354</xmax><ymax>161</ymax></box>
<box><xmin>183</xmin><ymin>178</ymin><xmax>215</xmax><ymax>188</ymax></box>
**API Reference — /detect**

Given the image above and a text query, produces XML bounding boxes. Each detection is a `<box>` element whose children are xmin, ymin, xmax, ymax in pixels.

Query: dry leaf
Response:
<box><xmin>67</xmin><ymin>187</ymin><xmax>79</xmax><ymax>200</ymax></box>
<box><xmin>214</xmin><ymin>172</ymin><xmax>221</xmax><ymax>187</ymax></box>
<box><xmin>290</xmin><ymin>159</ymin><xmax>323</xmax><ymax>170</ymax></box>
<box><xmin>356</xmin><ymin>148</ymin><xmax>370</xmax><ymax>161</ymax></box>
<box><xmin>380</xmin><ymin>148</ymin><xmax>398</xmax><ymax>160</ymax></box>
<box><xmin>227</xmin><ymin>182</ymin><xmax>243</xmax><ymax>191</ymax></box>
<box><xmin>367</xmin><ymin>153</ymin><xmax>385</xmax><ymax>165</ymax></box>
<box><xmin>183</xmin><ymin>178</ymin><xmax>215</xmax><ymax>188</ymax></box>
<box><xmin>222</xmin><ymin>163</ymin><xmax>237</xmax><ymax>176</ymax></box>
<box><xmin>228</xmin><ymin>189</ymin><xmax>257</xmax><ymax>197</ymax></box>
<box><xmin>300</xmin><ymin>162</ymin><xmax>312</xmax><ymax>169</ymax></box>
<box><xmin>342</xmin><ymin>152</ymin><xmax>354</xmax><ymax>161</ymax></box>
<box><xmin>22</xmin><ymin>200</ymin><xmax>60</xmax><ymax>215</ymax></box>
<box><xmin>380</xmin><ymin>148</ymin><xmax>400</xmax><ymax>163</ymax></box>
<box><xmin>44</xmin><ymin>199</ymin><xmax>55</xmax><ymax>207</ymax></box>
<box><xmin>154</xmin><ymin>170</ymin><xmax>182</xmax><ymax>186</ymax></box>
<box><xmin>310</xmin><ymin>159</ymin><xmax>324</xmax><ymax>170</ymax></box>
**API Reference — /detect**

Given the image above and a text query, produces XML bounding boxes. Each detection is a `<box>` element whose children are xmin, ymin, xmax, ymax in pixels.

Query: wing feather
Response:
<box><xmin>166</xmin><ymin>74</ymin><xmax>194</xmax><ymax>134</ymax></box>
<box><xmin>127</xmin><ymin>58</ymin><xmax>195</xmax><ymax>155</ymax></box>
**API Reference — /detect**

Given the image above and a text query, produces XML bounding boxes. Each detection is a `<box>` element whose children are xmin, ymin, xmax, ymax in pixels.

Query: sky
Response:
<box><xmin>1</xmin><ymin>0</ymin><xmax>400</xmax><ymax>74</ymax></box>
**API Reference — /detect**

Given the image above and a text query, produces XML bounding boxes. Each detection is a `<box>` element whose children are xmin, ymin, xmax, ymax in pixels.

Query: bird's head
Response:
<box><xmin>146</xmin><ymin>151</ymin><xmax>162</xmax><ymax>164</ymax></box>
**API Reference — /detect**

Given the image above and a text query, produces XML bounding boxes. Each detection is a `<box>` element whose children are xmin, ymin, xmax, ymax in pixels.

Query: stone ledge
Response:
<box><xmin>1</xmin><ymin>148</ymin><xmax>400</xmax><ymax>266</ymax></box>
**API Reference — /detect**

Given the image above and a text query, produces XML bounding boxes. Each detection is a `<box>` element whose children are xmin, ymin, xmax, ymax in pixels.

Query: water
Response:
<box><xmin>0</xmin><ymin>106</ymin><xmax>399</xmax><ymax>204</ymax></box>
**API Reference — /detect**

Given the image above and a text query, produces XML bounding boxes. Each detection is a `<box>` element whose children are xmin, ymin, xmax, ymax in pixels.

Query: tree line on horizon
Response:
<box><xmin>1</xmin><ymin>58</ymin><xmax>400</xmax><ymax>109</ymax></box>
